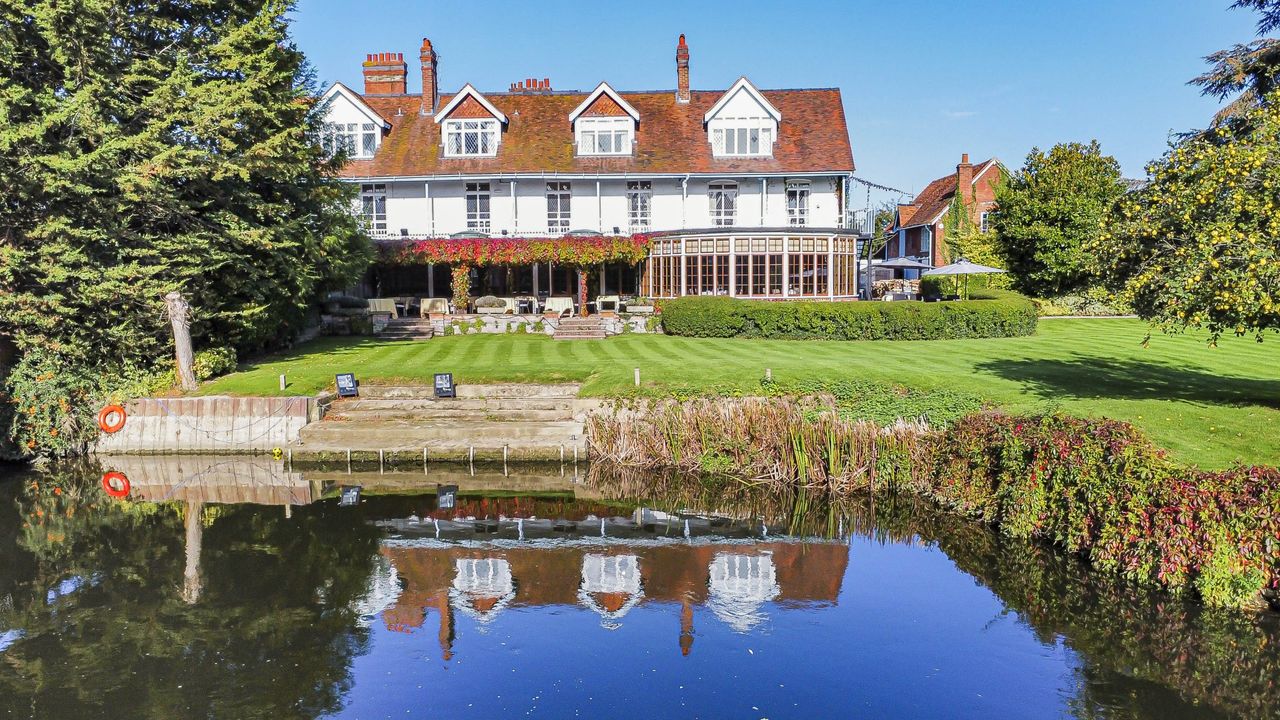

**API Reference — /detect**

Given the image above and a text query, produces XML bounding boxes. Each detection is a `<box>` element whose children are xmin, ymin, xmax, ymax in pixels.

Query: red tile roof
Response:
<box><xmin>896</xmin><ymin>159</ymin><xmax>996</xmax><ymax>230</ymax></box>
<box><xmin>342</xmin><ymin>88</ymin><xmax>854</xmax><ymax>178</ymax></box>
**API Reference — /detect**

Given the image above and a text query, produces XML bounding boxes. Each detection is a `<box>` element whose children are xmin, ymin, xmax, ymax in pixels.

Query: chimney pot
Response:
<box><xmin>363</xmin><ymin>50</ymin><xmax>408</xmax><ymax>95</ymax></box>
<box><xmin>961</xmin><ymin>153</ymin><xmax>970</xmax><ymax>164</ymax></box>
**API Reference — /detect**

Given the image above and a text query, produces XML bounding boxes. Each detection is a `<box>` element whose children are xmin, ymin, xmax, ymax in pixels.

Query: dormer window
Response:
<box><xmin>322</xmin><ymin>122</ymin><xmax>379</xmax><ymax>158</ymax></box>
<box><xmin>711</xmin><ymin>121</ymin><xmax>773</xmax><ymax>157</ymax></box>
<box><xmin>444</xmin><ymin>119</ymin><xmax>500</xmax><ymax>157</ymax></box>
<box><xmin>576</xmin><ymin>117</ymin><xmax>633</xmax><ymax>156</ymax></box>
<box><xmin>703</xmin><ymin>77</ymin><xmax>782</xmax><ymax>159</ymax></box>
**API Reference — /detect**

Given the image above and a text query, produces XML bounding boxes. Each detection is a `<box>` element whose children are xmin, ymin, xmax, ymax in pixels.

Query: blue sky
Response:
<box><xmin>292</xmin><ymin>0</ymin><xmax>1257</xmax><ymax>199</ymax></box>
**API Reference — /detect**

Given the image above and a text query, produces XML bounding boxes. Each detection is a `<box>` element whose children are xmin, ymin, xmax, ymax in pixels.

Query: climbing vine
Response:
<box><xmin>377</xmin><ymin>235</ymin><xmax>652</xmax><ymax>267</ymax></box>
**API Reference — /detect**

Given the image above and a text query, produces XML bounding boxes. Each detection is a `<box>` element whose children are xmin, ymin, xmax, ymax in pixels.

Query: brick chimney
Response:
<box><xmin>957</xmin><ymin>153</ymin><xmax>974</xmax><ymax>197</ymax></box>
<box><xmin>676</xmin><ymin>34</ymin><xmax>690</xmax><ymax>103</ymax></box>
<box><xmin>420</xmin><ymin>38</ymin><xmax>438</xmax><ymax>115</ymax></box>
<box><xmin>363</xmin><ymin>52</ymin><xmax>407</xmax><ymax>95</ymax></box>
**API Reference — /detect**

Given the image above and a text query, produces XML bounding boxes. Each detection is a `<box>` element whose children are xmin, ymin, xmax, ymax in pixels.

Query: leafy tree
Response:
<box><xmin>990</xmin><ymin>142</ymin><xmax>1125</xmax><ymax>297</ymax></box>
<box><xmin>0</xmin><ymin>0</ymin><xmax>370</xmax><ymax>455</ymax></box>
<box><xmin>1193</xmin><ymin>0</ymin><xmax>1280</xmax><ymax>123</ymax></box>
<box><xmin>937</xmin><ymin>191</ymin><xmax>1009</xmax><ymax>291</ymax></box>
<box><xmin>1092</xmin><ymin>95</ymin><xmax>1280</xmax><ymax>343</ymax></box>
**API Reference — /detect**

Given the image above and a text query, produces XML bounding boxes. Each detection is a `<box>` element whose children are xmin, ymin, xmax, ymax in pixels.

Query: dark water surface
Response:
<box><xmin>1</xmin><ymin>457</ymin><xmax>1278</xmax><ymax>719</ymax></box>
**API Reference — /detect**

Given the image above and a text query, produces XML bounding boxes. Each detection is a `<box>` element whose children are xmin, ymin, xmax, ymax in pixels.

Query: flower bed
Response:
<box><xmin>660</xmin><ymin>290</ymin><xmax>1038</xmax><ymax>340</ymax></box>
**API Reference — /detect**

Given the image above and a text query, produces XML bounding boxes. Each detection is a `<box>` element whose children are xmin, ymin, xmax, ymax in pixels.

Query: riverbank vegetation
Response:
<box><xmin>0</xmin><ymin>1</ymin><xmax>369</xmax><ymax>458</ymax></box>
<box><xmin>202</xmin><ymin>320</ymin><xmax>1280</xmax><ymax>468</ymax></box>
<box><xmin>586</xmin><ymin>397</ymin><xmax>1280</xmax><ymax>610</ymax></box>
<box><xmin>660</xmin><ymin>290</ymin><xmax>1037</xmax><ymax>340</ymax></box>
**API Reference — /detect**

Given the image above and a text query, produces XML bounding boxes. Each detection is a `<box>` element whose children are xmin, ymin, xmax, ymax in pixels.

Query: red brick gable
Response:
<box><xmin>444</xmin><ymin>95</ymin><xmax>499</xmax><ymax>120</ymax></box>
<box><xmin>578</xmin><ymin>93</ymin><xmax>630</xmax><ymax>118</ymax></box>
<box><xmin>343</xmin><ymin>87</ymin><xmax>854</xmax><ymax>177</ymax></box>
<box><xmin>896</xmin><ymin>158</ymin><xmax>1001</xmax><ymax>231</ymax></box>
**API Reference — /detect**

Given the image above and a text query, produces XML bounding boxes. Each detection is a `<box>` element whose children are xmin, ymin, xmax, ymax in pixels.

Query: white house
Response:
<box><xmin>320</xmin><ymin>35</ymin><xmax>862</xmax><ymax>303</ymax></box>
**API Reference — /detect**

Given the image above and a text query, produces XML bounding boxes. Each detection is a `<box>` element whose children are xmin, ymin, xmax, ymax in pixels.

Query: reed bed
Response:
<box><xmin>586</xmin><ymin>396</ymin><xmax>935</xmax><ymax>499</ymax></box>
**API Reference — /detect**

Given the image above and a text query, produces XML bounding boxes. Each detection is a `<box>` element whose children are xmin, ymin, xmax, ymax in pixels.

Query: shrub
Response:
<box><xmin>325</xmin><ymin>294</ymin><xmax>368</xmax><ymax>310</ymax></box>
<box><xmin>3</xmin><ymin>348</ymin><xmax>103</xmax><ymax>457</ymax></box>
<box><xmin>192</xmin><ymin>347</ymin><xmax>238</xmax><ymax>381</ymax></box>
<box><xmin>474</xmin><ymin>295</ymin><xmax>504</xmax><ymax>309</ymax></box>
<box><xmin>926</xmin><ymin>413</ymin><xmax>1280</xmax><ymax>608</ymax></box>
<box><xmin>660</xmin><ymin>290</ymin><xmax>1037</xmax><ymax>341</ymax></box>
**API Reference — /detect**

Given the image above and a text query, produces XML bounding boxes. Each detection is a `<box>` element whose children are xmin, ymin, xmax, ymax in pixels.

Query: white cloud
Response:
<box><xmin>943</xmin><ymin>110</ymin><xmax>978</xmax><ymax>119</ymax></box>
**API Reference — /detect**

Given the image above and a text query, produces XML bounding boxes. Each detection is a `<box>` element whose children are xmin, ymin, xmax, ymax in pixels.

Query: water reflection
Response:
<box><xmin>0</xmin><ymin>456</ymin><xmax>1276</xmax><ymax>719</ymax></box>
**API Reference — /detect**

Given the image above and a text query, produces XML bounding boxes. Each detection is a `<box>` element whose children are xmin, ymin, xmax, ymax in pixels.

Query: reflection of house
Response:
<box><xmin>578</xmin><ymin>554</ymin><xmax>643</xmax><ymax>629</ymax></box>
<box><xmin>707</xmin><ymin>552</ymin><xmax>780</xmax><ymax>632</ymax></box>
<box><xmin>449</xmin><ymin>558</ymin><xmax>516</xmax><ymax>625</ymax></box>
<box><xmin>377</xmin><ymin>541</ymin><xmax>847</xmax><ymax>659</ymax></box>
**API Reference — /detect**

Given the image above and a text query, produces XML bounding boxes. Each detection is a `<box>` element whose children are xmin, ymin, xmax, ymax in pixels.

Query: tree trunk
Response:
<box><xmin>166</xmin><ymin>291</ymin><xmax>198</xmax><ymax>391</ymax></box>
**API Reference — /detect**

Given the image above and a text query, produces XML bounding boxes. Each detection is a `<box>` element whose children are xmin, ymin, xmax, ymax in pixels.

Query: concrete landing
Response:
<box><xmin>290</xmin><ymin>383</ymin><xmax>596</xmax><ymax>462</ymax></box>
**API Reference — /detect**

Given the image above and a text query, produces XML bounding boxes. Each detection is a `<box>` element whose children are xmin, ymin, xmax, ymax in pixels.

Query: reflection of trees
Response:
<box><xmin>0</xmin><ymin>463</ymin><xmax>382</xmax><ymax>719</ymax></box>
<box><xmin>586</xmin><ymin>469</ymin><xmax>1280</xmax><ymax>719</ymax></box>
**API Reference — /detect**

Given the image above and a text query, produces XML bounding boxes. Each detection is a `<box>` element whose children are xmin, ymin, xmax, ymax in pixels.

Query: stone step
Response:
<box><xmin>359</xmin><ymin>383</ymin><xmax>581</xmax><ymax>400</ymax></box>
<box><xmin>292</xmin><ymin>420</ymin><xmax>587</xmax><ymax>461</ymax></box>
<box><xmin>328</xmin><ymin>407</ymin><xmax>575</xmax><ymax>423</ymax></box>
<box><xmin>335</xmin><ymin>397</ymin><xmax>576</xmax><ymax>413</ymax></box>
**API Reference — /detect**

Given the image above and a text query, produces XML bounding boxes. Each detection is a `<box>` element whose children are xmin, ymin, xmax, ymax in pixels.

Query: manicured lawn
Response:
<box><xmin>202</xmin><ymin>319</ymin><xmax>1280</xmax><ymax>468</ymax></box>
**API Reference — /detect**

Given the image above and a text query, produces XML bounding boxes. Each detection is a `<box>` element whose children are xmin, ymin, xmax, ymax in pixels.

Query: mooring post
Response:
<box><xmin>423</xmin><ymin>447</ymin><xmax>428</xmax><ymax>474</ymax></box>
<box><xmin>503</xmin><ymin>444</ymin><xmax>508</xmax><ymax>463</ymax></box>
<box><xmin>286</xmin><ymin>448</ymin><xmax>292</xmax><ymax>472</ymax></box>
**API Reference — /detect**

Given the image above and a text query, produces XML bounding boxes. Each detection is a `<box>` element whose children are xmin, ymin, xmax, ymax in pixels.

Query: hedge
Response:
<box><xmin>660</xmin><ymin>290</ymin><xmax>1038</xmax><ymax>340</ymax></box>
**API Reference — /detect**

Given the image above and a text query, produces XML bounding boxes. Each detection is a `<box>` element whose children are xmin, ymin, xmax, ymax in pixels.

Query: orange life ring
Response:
<box><xmin>102</xmin><ymin>471</ymin><xmax>130</xmax><ymax>498</ymax></box>
<box><xmin>97</xmin><ymin>405</ymin><xmax>127</xmax><ymax>433</ymax></box>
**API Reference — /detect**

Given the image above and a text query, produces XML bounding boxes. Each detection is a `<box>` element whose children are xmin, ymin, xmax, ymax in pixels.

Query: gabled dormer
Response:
<box><xmin>569</xmin><ymin>82</ymin><xmax>640</xmax><ymax>156</ymax></box>
<box><xmin>435</xmin><ymin>84</ymin><xmax>508</xmax><ymax>158</ymax></box>
<box><xmin>704</xmin><ymin>77</ymin><xmax>781</xmax><ymax>158</ymax></box>
<box><xmin>319</xmin><ymin>82</ymin><xmax>391</xmax><ymax>159</ymax></box>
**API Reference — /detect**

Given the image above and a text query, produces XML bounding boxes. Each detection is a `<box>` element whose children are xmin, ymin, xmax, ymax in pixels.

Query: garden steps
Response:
<box><xmin>553</xmin><ymin>317</ymin><xmax>607</xmax><ymax>340</ymax></box>
<box><xmin>290</xmin><ymin>383</ymin><xmax>594</xmax><ymax>461</ymax></box>
<box><xmin>377</xmin><ymin>317</ymin><xmax>434</xmax><ymax>341</ymax></box>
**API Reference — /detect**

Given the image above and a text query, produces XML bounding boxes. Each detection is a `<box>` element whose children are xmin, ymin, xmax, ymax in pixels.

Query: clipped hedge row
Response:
<box><xmin>660</xmin><ymin>290</ymin><xmax>1038</xmax><ymax>340</ymax></box>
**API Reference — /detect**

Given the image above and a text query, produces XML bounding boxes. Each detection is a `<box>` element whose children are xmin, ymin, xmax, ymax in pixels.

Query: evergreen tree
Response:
<box><xmin>1193</xmin><ymin>0</ymin><xmax>1280</xmax><ymax>124</ymax></box>
<box><xmin>991</xmin><ymin>142</ymin><xmax>1125</xmax><ymax>297</ymax></box>
<box><xmin>0</xmin><ymin>0</ymin><xmax>370</xmax><ymax>454</ymax></box>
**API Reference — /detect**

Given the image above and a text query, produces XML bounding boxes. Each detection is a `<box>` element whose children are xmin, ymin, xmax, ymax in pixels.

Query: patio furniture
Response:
<box><xmin>597</xmin><ymin>295</ymin><xmax>621</xmax><ymax>312</ymax></box>
<box><xmin>367</xmin><ymin>298</ymin><xmax>397</xmax><ymax>317</ymax></box>
<box><xmin>922</xmin><ymin>258</ymin><xmax>1006</xmax><ymax>300</ymax></box>
<box><xmin>515</xmin><ymin>296</ymin><xmax>537</xmax><ymax>314</ymax></box>
<box><xmin>543</xmin><ymin>296</ymin><xmax>574</xmax><ymax>318</ymax></box>
<box><xmin>419</xmin><ymin>298</ymin><xmax>449</xmax><ymax>316</ymax></box>
<box><xmin>499</xmin><ymin>297</ymin><xmax>520</xmax><ymax>315</ymax></box>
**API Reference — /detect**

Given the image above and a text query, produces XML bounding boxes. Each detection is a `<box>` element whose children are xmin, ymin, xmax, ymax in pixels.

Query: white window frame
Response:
<box><xmin>786</xmin><ymin>181</ymin><xmax>810</xmax><ymax>226</ymax></box>
<box><xmin>324</xmin><ymin>122</ymin><xmax>378</xmax><ymax>159</ymax></box>
<box><xmin>546</xmin><ymin>182</ymin><xmax>571</xmax><ymax>234</ymax></box>
<box><xmin>444</xmin><ymin>119</ymin><xmax>500</xmax><ymax>158</ymax></box>
<box><xmin>465</xmin><ymin>182</ymin><xmax>491</xmax><ymax>232</ymax></box>
<box><xmin>360</xmin><ymin>183</ymin><xmax>387</xmax><ymax>234</ymax></box>
<box><xmin>709</xmin><ymin>118</ymin><xmax>775</xmax><ymax>158</ymax></box>
<box><xmin>980</xmin><ymin>211</ymin><xmax>990</xmax><ymax>233</ymax></box>
<box><xmin>576</xmin><ymin>117</ymin><xmax>633</xmax><ymax>156</ymax></box>
<box><xmin>626</xmin><ymin>181</ymin><xmax>652</xmax><ymax>234</ymax></box>
<box><xmin>709</xmin><ymin>181</ymin><xmax>738</xmax><ymax>227</ymax></box>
